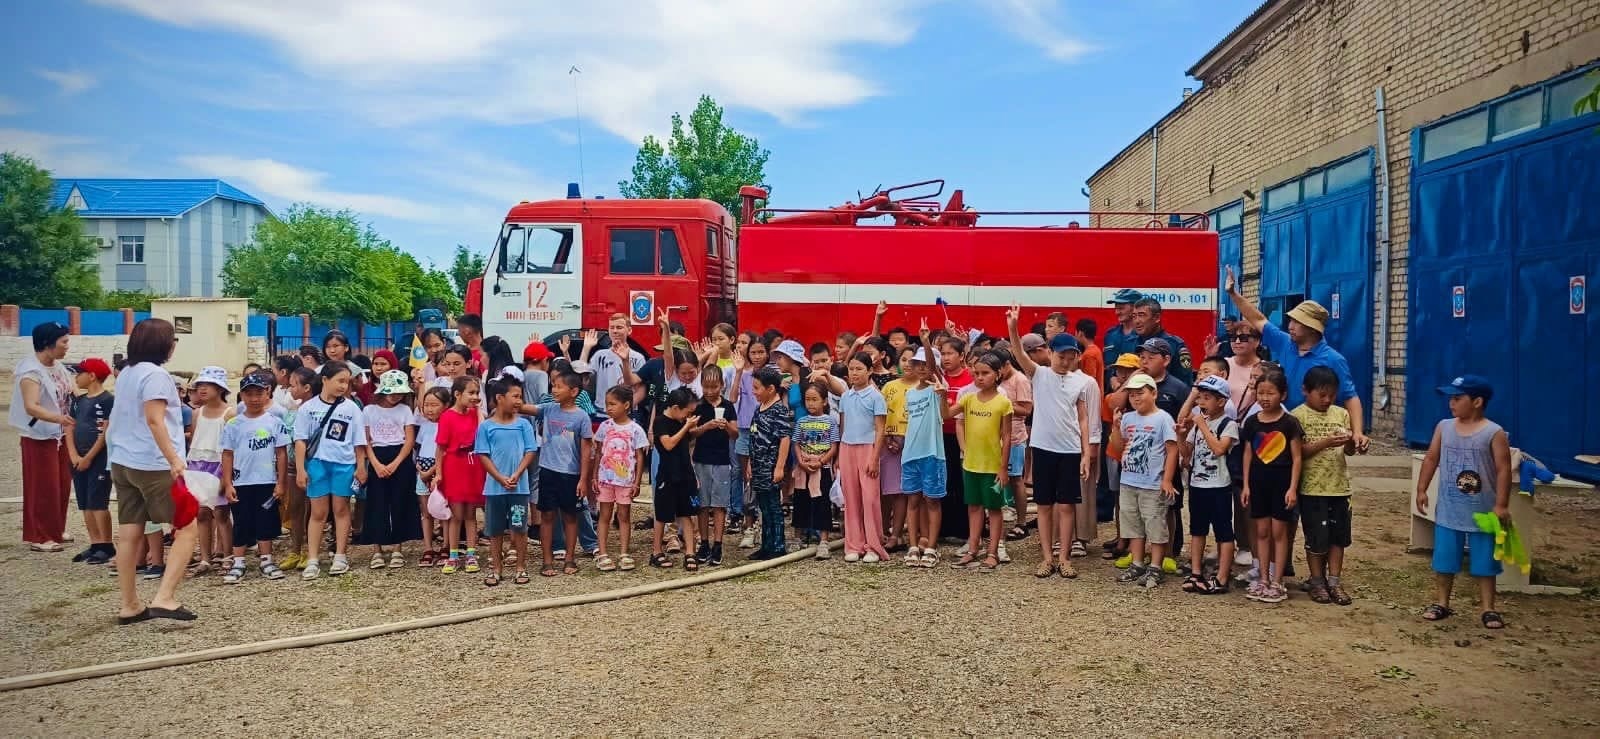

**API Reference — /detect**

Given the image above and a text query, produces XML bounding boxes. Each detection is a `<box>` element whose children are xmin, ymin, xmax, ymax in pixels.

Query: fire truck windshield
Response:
<box><xmin>497</xmin><ymin>223</ymin><xmax>574</xmax><ymax>275</ymax></box>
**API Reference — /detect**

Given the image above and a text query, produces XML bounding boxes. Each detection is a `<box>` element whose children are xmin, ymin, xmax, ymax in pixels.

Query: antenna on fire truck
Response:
<box><xmin>569</xmin><ymin>65</ymin><xmax>587</xmax><ymax>194</ymax></box>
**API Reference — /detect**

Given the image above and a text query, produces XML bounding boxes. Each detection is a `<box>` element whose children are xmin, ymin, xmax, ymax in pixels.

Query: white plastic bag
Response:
<box><xmin>829</xmin><ymin>475</ymin><xmax>845</xmax><ymax>508</ymax></box>
<box><xmin>427</xmin><ymin>489</ymin><xmax>452</xmax><ymax>520</ymax></box>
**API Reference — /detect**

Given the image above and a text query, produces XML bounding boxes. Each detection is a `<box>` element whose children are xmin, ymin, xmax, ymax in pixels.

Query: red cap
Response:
<box><xmin>70</xmin><ymin>358</ymin><xmax>112</xmax><ymax>380</ymax></box>
<box><xmin>522</xmin><ymin>341</ymin><xmax>554</xmax><ymax>362</ymax></box>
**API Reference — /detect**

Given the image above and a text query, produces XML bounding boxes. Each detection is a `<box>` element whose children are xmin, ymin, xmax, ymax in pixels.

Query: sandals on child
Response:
<box><xmin>222</xmin><ymin>562</ymin><xmax>246</xmax><ymax>584</ymax></box>
<box><xmin>483</xmin><ymin>573</ymin><xmax>501</xmax><ymax>587</ymax></box>
<box><xmin>1309</xmin><ymin>583</ymin><xmax>1334</xmax><ymax>604</ymax></box>
<box><xmin>1034</xmin><ymin>562</ymin><xmax>1057</xmax><ymax>578</ymax></box>
<box><xmin>1422</xmin><ymin>603</ymin><xmax>1454</xmax><ymax>621</ymax></box>
<box><xmin>649</xmin><ymin>553</ymin><xmax>673</xmax><ymax>569</ymax></box>
<box><xmin>1481</xmin><ymin>610</ymin><xmax>1506</xmax><ymax>629</ymax></box>
<box><xmin>595</xmin><ymin>554</ymin><xmax>617</xmax><ymax>572</ymax></box>
<box><xmin>1328</xmin><ymin>584</ymin><xmax>1353</xmax><ymax>606</ymax></box>
<box><xmin>618</xmin><ymin>555</ymin><xmax>637</xmax><ymax>571</ymax></box>
<box><xmin>1197</xmin><ymin>576</ymin><xmax>1228</xmax><ymax>595</ymax></box>
<box><xmin>513</xmin><ymin>571</ymin><xmax>531</xmax><ymax>585</ymax></box>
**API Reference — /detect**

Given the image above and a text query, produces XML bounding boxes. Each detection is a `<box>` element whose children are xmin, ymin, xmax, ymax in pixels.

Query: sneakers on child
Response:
<box><xmin>1140</xmin><ymin>569</ymin><xmax>1163</xmax><ymax>589</ymax></box>
<box><xmin>1234</xmin><ymin>549</ymin><xmax>1254</xmax><ymax>567</ymax></box>
<box><xmin>441</xmin><ymin>557</ymin><xmax>459</xmax><ymax>574</ymax></box>
<box><xmin>996</xmin><ymin>542</ymin><xmax>1011</xmax><ymax>563</ymax></box>
<box><xmin>863</xmin><ymin>552</ymin><xmax>881</xmax><ymax>563</ymax></box>
<box><xmin>815</xmin><ymin>543</ymin><xmax>830</xmax><ymax>560</ymax></box>
<box><xmin>464</xmin><ymin>554</ymin><xmax>481</xmax><ymax>573</ymax></box>
<box><xmin>328</xmin><ymin>556</ymin><xmax>350</xmax><ymax>576</ymax></box>
<box><xmin>1117</xmin><ymin>564</ymin><xmax>1145</xmax><ymax>583</ymax></box>
<box><xmin>1002</xmin><ymin>505</ymin><xmax>1017</xmax><ymax>523</ymax></box>
<box><xmin>302</xmin><ymin>560</ymin><xmax>321</xmax><ymax>580</ymax></box>
<box><xmin>739</xmin><ymin>530</ymin><xmax>757</xmax><ymax>549</ymax></box>
<box><xmin>844</xmin><ymin>551</ymin><xmax>860</xmax><ymax>563</ymax></box>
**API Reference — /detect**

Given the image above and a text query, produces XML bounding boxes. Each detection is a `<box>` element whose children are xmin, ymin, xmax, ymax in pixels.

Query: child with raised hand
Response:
<box><xmin>293</xmin><ymin>361</ymin><xmax>370</xmax><ymax>579</ymax></box>
<box><xmin>691</xmin><ymin>369</ymin><xmax>737</xmax><ymax>566</ymax></box>
<box><xmin>530</xmin><ymin>371</ymin><xmax>595</xmax><ymax>576</ymax></box>
<box><xmin>414</xmin><ymin>387</ymin><xmax>450</xmax><ymax>566</ymax></box>
<box><xmin>474</xmin><ymin>378</ymin><xmax>538</xmax><ymax>586</ymax></box>
<box><xmin>901</xmin><ymin>322</ymin><xmax>951</xmax><ymax>568</ymax></box>
<box><xmin>219</xmin><ymin>370</ymin><xmax>289</xmax><ymax>583</ymax></box>
<box><xmin>1292</xmin><ymin>366</ymin><xmax>1357</xmax><ymax>605</ymax></box>
<box><xmin>745</xmin><ymin>367</ymin><xmax>795</xmax><ymax>561</ymax></box>
<box><xmin>1110</xmin><ymin>372</ymin><xmax>1179</xmax><ymax>589</ymax></box>
<box><xmin>185</xmin><ymin>366</ymin><xmax>235</xmax><ymax>574</ymax></box>
<box><xmin>593</xmin><ymin>386</ymin><xmax>649</xmax><ymax>572</ymax></box>
<box><xmin>946</xmin><ymin>353</ymin><xmax>1013</xmax><ymax>572</ymax></box>
<box><xmin>359</xmin><ymin>370</ymin><xmax>422</xmax><ymax>569</ymax></box>
<box><xmin>878</xmin><ymin>345</ymin><xmax>917</xmax><ymax>552</ymax></box>
<box><xmin>1240</xmin><ymin>369</ymin><xmax>1303</xmax><ymax>603</ymax></box>
<box><xmin>1179</xmin><ymin>376</ymin><xmax>1240</xmax><ymax>594</ymax></box>
<box><xmin>433</xmin><ymin>376</ymin><xmax>482</xmax><ymax>574</ymax></box>
<box><xmin>791</xmin><ymin>382</ymin><xmax>840</xmax><ymax>559</ymax></box>
<box><xmin>732</xmin><ymin>339</ymin><xmax>771</xmax><ymax>548</ymax></box>
<box><xmin>831</xmin><ymin>352</ymin><xmax>890</xmax><ymax>563</ymax></box>
<box><xmin>1415</xmin><ymin>375</ymin><xmax>1512</xmax><ymax>629</ymax></box>
<box><xmin>652</xmin><ymin>387</ymin><xmax>703</xmax><ymax>569</ymax></box>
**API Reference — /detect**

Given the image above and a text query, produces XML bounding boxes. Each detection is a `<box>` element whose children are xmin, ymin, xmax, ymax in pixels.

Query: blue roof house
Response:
<box><xmin>49</xmin><ymin>179</ymin><xmax>273</xmax><ymax>297</ymax></box>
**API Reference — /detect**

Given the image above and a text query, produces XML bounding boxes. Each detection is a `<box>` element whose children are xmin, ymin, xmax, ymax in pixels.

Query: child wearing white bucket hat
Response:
<box><xmin>184</xmin><ymin>365</ymin><xmax>236</xmax><ymax>574</ymax></box>
<box><xmin>357</xmin><ymin>370</ymin><xmax>423</xmax><ymax>568</ymax></box>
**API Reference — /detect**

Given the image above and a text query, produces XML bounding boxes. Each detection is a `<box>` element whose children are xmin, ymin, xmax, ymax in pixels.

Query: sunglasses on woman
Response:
<box><xmin>1229</xmin><ymin>334</ymin><xmax>1259</xmax><ymax>341</ymax></box>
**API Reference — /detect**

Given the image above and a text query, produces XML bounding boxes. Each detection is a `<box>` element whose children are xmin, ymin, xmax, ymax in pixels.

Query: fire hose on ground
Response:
<box><xmin>0</xmin><ymin>540</ymin><xmax>842</xmax><ymax>693</ymax></box>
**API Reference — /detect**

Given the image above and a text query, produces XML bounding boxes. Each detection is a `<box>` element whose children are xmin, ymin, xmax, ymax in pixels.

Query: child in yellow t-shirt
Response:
<box><xmin>1290</xmin><ymin>366</ymin><xmax>1355</xmax><ymax>606</ymax></box>
<box><xmin>945</xmin><ymin>354</ymin><xmax>1013</xmax><ymax>571</ymax></box>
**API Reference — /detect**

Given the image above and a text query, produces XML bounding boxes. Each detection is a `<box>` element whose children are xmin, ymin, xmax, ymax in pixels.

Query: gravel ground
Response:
<box><xmin>1</xmin><ymin>424</ymin><xmax>1598</xmax><ymax>737</ymax></box>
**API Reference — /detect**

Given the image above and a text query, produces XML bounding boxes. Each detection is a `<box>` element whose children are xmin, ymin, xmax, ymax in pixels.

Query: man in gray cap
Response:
<box><xmin>1102</xmin><ymin>289</ymin><xmax>1144</xmax><ymax>380</ymax></box>
<box><xmin>1130</xmin><ymin>296</ymin><xmax>1194</xmax><ymax>384</ymax></box>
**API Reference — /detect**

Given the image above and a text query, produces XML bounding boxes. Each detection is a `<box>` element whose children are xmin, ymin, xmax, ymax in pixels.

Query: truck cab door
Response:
<box><xmin>482</xmin><ymin>222</ymin><xmax>583</xmax><ymax>351</ymax></box>
<box><xmin>599</xmin><ymin>225</ymin><xmax>696</xmax><ymax>352</ymax></box>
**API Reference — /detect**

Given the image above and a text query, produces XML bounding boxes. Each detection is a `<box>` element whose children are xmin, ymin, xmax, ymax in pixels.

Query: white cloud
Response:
<box><xmin>98</xmin><ymin>0</ymin><xmax>920</xmax><ymax>140</ymax></box>
<box><xmin>34</xmin><ymin>69</ymin><xmax>98</xmax><ymax>96</ymax></box>
<box><xmin>0</xmin><ymin>96</ymin><xmax>23</xmax><ymax>116</ymax></box>
<box><xmin>0</xmin><ymin>128</ymin><xmax>112</xmax><ymax>174</ymax></box>
<box><xmin>989</xmin><ymin>0</ymin><xmax>1093</xmax><ymax>62</ymax></box>
<box><xmin>178</xmin><ymin>155</ymin><xmax>444</xmax><ymax>222</ymax></box>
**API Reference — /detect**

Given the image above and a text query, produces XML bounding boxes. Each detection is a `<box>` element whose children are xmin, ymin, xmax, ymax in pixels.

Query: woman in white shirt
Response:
<box><xmin>107</xmin><ymin>318</ymin><xmax>198</xmax><ymax>624</ymax></box>
<box><xmin>9</xmin><ymin>322</ymin><xmax>75</xmax><ymax>552</ymax></box>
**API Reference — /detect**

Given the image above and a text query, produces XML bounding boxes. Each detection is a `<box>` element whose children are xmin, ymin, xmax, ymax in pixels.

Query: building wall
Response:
<box><xmin>1087</xmin><ymin>0</ymin><xmax>1600</xmax><ymax>439</ymax></box>
<box><xmin>81</xmin><ymin>198</ymin><xmax>268</xmax><ymax>297</ymax></box>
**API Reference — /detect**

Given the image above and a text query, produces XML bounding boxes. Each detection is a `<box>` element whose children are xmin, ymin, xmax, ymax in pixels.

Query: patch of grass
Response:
<box><xmin>841</xmin><ymin>567</ymin><xmax>886</xmax><ymax>591</ymax></box>
<box><xmin>738</xmin><ymin>571</ymin><xmax>777</xmax><ymax>584</ymax></box>
<box><xmin>78</xmin><ymin>583</ymin><xmax>116</xmax><ymax>598</ymax></box>
<box><xmin>1377</xmin><ymin>665</ymin><xmax>1416</xmax><ymax>680</ymax></box>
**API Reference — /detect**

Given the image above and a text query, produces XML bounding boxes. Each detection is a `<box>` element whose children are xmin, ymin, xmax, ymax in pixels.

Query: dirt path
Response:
<box><xmin>0</xmin><ymin>428</ymin><xmax>1597</xmax><ymax>736</ymax></box>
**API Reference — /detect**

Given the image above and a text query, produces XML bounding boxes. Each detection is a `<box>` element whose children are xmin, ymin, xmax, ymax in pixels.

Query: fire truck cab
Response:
<box><xmin>467</xmin><ymin>186</ymin><xmax>737</xmax><ymax>354</ymax></box>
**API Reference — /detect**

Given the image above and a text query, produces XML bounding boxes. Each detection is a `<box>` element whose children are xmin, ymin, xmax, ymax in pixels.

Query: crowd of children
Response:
<box><xmin>27</xmin><ymin>295</ymin><xmax>1513</xmax><ymax>629</ymax></box>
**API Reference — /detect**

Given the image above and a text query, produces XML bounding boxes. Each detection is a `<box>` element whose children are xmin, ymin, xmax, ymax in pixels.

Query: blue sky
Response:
<box><xmin>1</xmin><ymin>0</ymin><xmax>1259</xmax><ymax>268</ymax></box>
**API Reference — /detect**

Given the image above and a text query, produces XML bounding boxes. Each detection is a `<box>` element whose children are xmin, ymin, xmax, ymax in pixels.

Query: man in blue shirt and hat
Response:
<box><xmin>1102</xmin><ymin>288</ymin><xmax>1144</xmax><ymax>381</ymax></box>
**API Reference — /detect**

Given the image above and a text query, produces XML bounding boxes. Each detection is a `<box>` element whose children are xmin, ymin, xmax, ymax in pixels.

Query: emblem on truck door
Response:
<box><xmin>630</xmin><ymin>290</ymin><xmax>655</xmax><ymax>325</ymax></box>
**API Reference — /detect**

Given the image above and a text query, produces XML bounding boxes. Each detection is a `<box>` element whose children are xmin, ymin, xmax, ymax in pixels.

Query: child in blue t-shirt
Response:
<box><xmin>900</xmin><ymin>344</ymin><xmax>950</xmax><ymax>569</ymax></box>
<box><xmin>220</xmin><ymin>371</ymin><xmax>290</xmax><ymax>583</ymax></box>
<box><xmin>1415</xmin><ymin>375</ymin><xmax>1511</xmax><ymax>630</ymax></box>
<box><xmin>475</xmin><ymin>378</ymin><xmax>538</xmax><ymax>586</ymax></box>
<box><xmin>527</xmin><ymin>371</ymin><xmax>594</xmax><ymax>576</ymax></box>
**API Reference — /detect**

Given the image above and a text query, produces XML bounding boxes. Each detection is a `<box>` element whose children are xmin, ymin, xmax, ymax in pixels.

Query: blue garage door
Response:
<box><xmin>1407</xmin><ymin>66</ymin><xmax>1600</xmax><ymax>481</ymax></box>
<box><xmin>1210</xmin><ymin>201</ymin><xmax>1243</xmax><ymax>327</ymax></box>
<box><xmin>1259</xmin><ymin>152</ymin><xmax>1376</xmax><ymax>416</ymax></box>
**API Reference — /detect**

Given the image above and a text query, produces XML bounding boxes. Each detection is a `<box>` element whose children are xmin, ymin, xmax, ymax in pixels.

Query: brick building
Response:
<box><xmin>1087</xmin><ymin>0</ymin><xmax>1600</xmax><ymax>478</ymax></box>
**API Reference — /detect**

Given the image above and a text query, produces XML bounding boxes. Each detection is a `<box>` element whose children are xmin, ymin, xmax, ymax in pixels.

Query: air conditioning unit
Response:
<box><xmin>227</xmin><ymin>322</ymin><xmax>243</xmax><ymax>334</ymax></box>
<box><xmin>96</xmin><ymin>237</ymin><xmax>112</xmax><ymax>249</ymax></box>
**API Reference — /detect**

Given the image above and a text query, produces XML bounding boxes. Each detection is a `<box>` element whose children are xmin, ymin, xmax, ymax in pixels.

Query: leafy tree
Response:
<box><xmin>0</xmin><ymin>152</ymin><xmax>100</xmax><ymax>307</ymax></box>
<box><xmin>221</xmin><ymin>204</ymin><xmax>457</xmax><ymax>322</ymax></box>
<box><xmin>618</xmin><ymin>95</ymin><xmax>770</xmax><ymax>217</ymax></box>
<box><xmin>449</xmin><ymin>244</ymin><xmax>486</xmax><ymax>298</ymax></box>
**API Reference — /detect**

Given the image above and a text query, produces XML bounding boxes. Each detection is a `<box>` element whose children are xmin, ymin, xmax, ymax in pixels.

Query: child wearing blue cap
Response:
<box><xmin>1415</xmin><ymin>374</ymin><xmax>1511</xmax><ymax>630</ymax></box>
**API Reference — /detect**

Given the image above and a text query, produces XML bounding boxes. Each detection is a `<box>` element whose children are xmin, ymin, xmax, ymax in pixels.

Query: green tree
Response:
<box><xmin>449</xmin><ymin>244</ymin><xmax>486</xmax><ymax>297</ymax></box>
<box><xmin>0</xmin><ymin>152</ymin><xmax>101</xmax><ymax>307</ymax></box>
<box><xmin>221</xmin><ymin>204</ymin><xmax>457</xmax><ymax>321</ymax></box>
<box><xmin>618</xmin><ymin>95</ymin><xmax>770</xmax><ymax>216</ymax></box>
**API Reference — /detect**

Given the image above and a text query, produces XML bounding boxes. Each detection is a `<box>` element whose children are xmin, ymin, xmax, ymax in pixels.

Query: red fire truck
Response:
<box><xmin>466</xmin><ymin>181</ymin><xmax>1218</xmax><ymax>355</ymax></box>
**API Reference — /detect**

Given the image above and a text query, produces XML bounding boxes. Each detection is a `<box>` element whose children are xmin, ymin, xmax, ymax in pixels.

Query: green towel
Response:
<box><xmin>1473</xmin><ymin>512</ymin><xmax>1532</xmax><ymax>576</ymax></box>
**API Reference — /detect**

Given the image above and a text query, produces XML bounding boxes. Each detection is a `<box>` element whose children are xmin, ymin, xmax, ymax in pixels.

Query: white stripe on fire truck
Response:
<box><xmin>737</xmin><ymin>283</ymin><xmax>1215</xmax><ymax>310</ymax></box>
